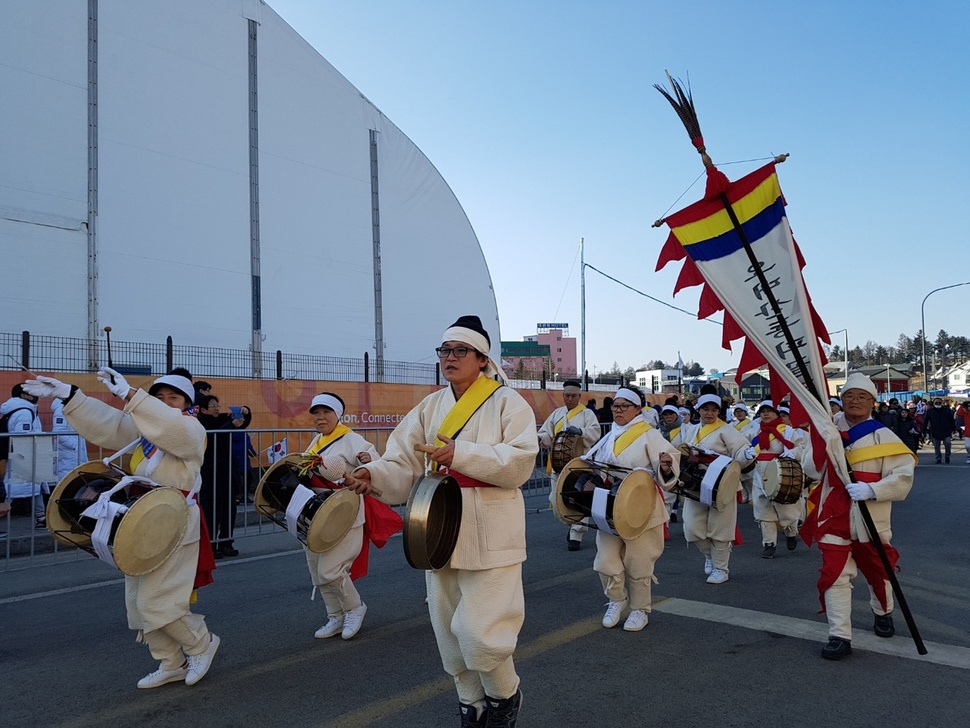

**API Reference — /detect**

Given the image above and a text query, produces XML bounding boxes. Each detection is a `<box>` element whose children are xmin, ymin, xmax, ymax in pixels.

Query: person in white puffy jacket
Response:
<box><xmin>1</xmin><ymin>383</ymin><xmax>45</xmax><ymax>526</ymax></box>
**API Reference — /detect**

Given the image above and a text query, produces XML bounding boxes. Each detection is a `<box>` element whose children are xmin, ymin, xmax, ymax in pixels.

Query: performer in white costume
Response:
<box><xmin>581</xmin><ymin>386</ymin><xmax>678</xmax><ymax>632</ymax></box>
<box><xmin>350</xmin><ymin>316</ymin><xmax>537</xmax><ymax>728</ymax></box>
<box><xmin>23</xmin><ymin>369</ymin><xmax>220</xmax><ymax>689</ymax></box>
<box><xmin>537</xmin><ymin>379</ymin><xmax>601</xmax><ymax>550</ymax></box>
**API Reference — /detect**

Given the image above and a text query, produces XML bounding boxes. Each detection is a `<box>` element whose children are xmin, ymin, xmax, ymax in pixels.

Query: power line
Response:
<box><xmin>583</xmin><ymin>263</ymin><xmax>722</xmax><ymax>325</ymax></box>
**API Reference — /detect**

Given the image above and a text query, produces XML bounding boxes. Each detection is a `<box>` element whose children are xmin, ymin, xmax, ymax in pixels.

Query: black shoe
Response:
<box><xmin>873</xmin><ymin>611</ymin><xmax>895</xmax><ymax>638</ymax></box>
<box><xmin>567</xmin><ymin>538</ymin><xmax>581</xmax><ymax>552</ymax></box>
<box><xmin>935</xmin><ymin>459</ymin><xmax>942</xmax><ymax>464</ymax></box>
<box><xmin>484</xmin><ymin>689</ymin><xmax>522</xmax><ymax>728</ymax></box>
<box><xmin>669</xmin><ymin>511</ymin><xmax>678</xmax><ymax>523</ymax></box>
<box><xmin>945</xmin><ymin>457</ymin><xmax>950</xmax><ymax>463</ymax></box>
<box><xmin>459</xmin><ymin>702</ymin><xmax>487</xmax><ymax>728</ymax></box>
<box><xmin>786</xmin><ymin>536</ymin><xmax>798</xmax><ymax>551</ymax></box>
<box><xmin>213</xmin><ymin>547</ymin><xmax>224</xmax><ymax>560</ymax></box>
<box><xmin>821</xmin><ymin>637</ymin><xmax>852</xmax><ymax>660</ymax></box>
<box><xmin>219</xmin><ymin>544</ymin><xmax>239</xmax><ymax>557</ymax></box>
<box><xmin>761</xmin><ymin>543</ymin><xmax>776</xmax><ymax>559</ymax></box>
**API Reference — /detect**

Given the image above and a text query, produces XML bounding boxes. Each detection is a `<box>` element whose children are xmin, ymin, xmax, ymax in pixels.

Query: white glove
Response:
<box><xmin>21</xmin><ymin>376</ymin><xmax>72</xmax><ymax>400</ymax></box>
<box><xmin>845</xmin><ymin>482</ymin><xmax>876</xmax><ymax>501</ymax></box>
<box><xmin>97</xmin><ymin>367</ymin><xmax>131</xmax><ymax>398</ymax></box>
<box><xmin>781</xmin><ymin>448</ymin><xmax>796</xmax><ymax>459</ymax></box>
<box><xmin>744</xmin><ymin>447</ymin><xmax>756</xmax><ymax>460</ymax></box>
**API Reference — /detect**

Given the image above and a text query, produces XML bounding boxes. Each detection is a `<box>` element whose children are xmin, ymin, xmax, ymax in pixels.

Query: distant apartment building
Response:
<box><xmin>501</xmin><ymin>323</ymin><xmax>578</xmax><ymax>379</ymax></box>
<box><xmin>634</xmin><ymin>368</ymin><xmax>682</xmax><ymax>394</ymax></box>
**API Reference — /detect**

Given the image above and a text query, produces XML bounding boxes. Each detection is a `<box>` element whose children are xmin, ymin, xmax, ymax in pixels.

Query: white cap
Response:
<box><xmin>842</xmin><ymin>373</ymin><xmax>878</xmax><ymax>399</ymax></box>
<box><xmin>696</xmin><ymin>394</ymin><xmax>721</xmax><ymax>410</ymax></box>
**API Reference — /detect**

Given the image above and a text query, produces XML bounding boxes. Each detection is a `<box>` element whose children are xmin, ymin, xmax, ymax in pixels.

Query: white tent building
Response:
<box><xmin>0</xmin><ymin>0</ymin><xmax>499</xmax><ymax>372</ymax></box>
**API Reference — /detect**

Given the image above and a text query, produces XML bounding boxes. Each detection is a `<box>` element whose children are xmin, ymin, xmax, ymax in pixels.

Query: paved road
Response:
<box><xmin>4</xmin><ymin>453</ymin><xmax>969</xmax><ymax>727</ymax></box>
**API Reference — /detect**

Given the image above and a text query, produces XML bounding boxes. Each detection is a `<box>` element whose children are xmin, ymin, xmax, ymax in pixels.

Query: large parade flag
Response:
<box><xmin>653</xmin><ymin>75</ymin><xmax>850</xmax><ymax>489</ymax></box>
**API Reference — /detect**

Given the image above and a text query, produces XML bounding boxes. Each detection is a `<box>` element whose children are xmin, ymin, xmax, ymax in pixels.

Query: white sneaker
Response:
<box><xmin>185</xmin><ymin>633</ymin><xmax>220</xmax><ymax>686</ymax></box>
<box><xmin>623</xmin><ymin>609</ymin><xmax>649</xmax><ymax>632</ymax></box>
<box><xmin>314</xmin><ymin>615</ymin><xmax>344</xmax><ymax>639</ymax></box>
<box><xmin>706</xmin><ymin>568</ymin><xmax>729</xmax><ymax>584</ymax></box>
<box><xmin>704</xmin><ymin>557</ymin><xmax>713</xmax><ymax>575</ymax></box>
<box><xmin>602</xmin><ymin>600</ymin><xmax>627</xmax><ymax>628</ymax></box>
<box><xmin>137</xmin><ymin>664</ymin><xmax>188</xmax><ymax>689</ymax></box>
<box><xmin>341</xmin><ymin>603</ymin><xmax>367</xmax><ymax>640</ymax></box>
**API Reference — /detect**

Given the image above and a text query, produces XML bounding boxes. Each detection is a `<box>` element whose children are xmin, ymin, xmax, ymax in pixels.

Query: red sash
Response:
<box><xmin>185</xmin><ymin>492</ymin><xmax>216</xmax><ymax>589</ymax></box>
<box><xmin>447</xmin><ymin>470</ymin><xmax>498</xmax><ymax>489</ymax></box>
<box><xmin>350</xmin><ymin>496</ymin><xmax>404</xmax><ymax>581</ymax></box>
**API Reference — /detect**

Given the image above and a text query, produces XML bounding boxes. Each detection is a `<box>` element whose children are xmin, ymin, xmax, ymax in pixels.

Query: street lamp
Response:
<box><xmin>921</xmin><ymin>282</ymin><xmax>970</xmax><ymax>395</ymax></box>
<box><xmin>885</xmin><ymin>363</ymin><xmax>891</xmax><ymax>399</ymax></box>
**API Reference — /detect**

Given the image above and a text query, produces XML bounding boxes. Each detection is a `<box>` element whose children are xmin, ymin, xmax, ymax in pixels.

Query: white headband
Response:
<box><xmin>310</xmin><ymin>394</ymin><xmax>344</xmax><ymax>418</ymax></box>
<box><xmin>661</xmin><ymin>405</ymin><xmax>680</xmax><ymax>416</ymax></box>
<box><xmin>441</xmin><ymin>325</ymin><xmax>508</xmax><ymax>384</ymax></box>
<box><xmin>697</xmin><ymin>394</ymin><xmax>721</xmax><ymax>409</ymax></box>
<box><xmin>150</xmin><ymin>375</ymin><xmax>195</xmax><ymax>406</ymax></box>
<box><xmin>562</xmin><ymin>384</ymin><xmax>581</xmax><ymax>394</ymax></box>
<box><xmin>614</xmin><ymin>387</ymin><xmax>641</xmax><ymax>407</ymax></box>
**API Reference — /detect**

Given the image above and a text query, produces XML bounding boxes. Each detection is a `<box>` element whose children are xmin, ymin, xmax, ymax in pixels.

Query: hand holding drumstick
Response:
<box><xmin>414</xmin><ymin>434</ymin><xmax>456</xmax><ymax>468</ymax></box>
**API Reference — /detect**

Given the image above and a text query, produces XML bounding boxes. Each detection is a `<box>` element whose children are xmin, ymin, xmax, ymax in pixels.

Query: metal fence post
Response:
<box><xmin>165</xmin><ymin>336</ymin><xmax>173</xmax><ymax>373</ymax></box>
<box><xmin>364</xmin><ymin>351</ymin><xmax>369</xmax><ymax>383</ymax></box>
<box><xmin>21</xmin><ymin>330</ymin><xmax>30</xmax><ymax>371</ymax></box>
<box><xmin>276</xmin><ymin>350</ymin><xmax>282</xmax><ymax>380</ymax></box>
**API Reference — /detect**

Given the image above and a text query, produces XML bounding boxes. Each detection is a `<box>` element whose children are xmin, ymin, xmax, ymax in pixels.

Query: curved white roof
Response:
<box><xmin>0</xmin><ymin>0</ymin><xmax>499</xmax><ymax>366</ymax></box>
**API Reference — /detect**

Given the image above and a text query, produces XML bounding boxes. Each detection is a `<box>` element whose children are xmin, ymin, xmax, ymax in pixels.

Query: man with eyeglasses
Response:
<box><xmin>672</xmin><ymin>393</ymin><xmax>753</xmax><ymax>584</ymax></box>
<box><xmin>537</xmin><ymin>379</ymin><xmax>602</xmax><ymax>551</ymax></box>
<box><xmin>350</xmin><ymin>315</ymin><xmax>537</xmax><ymax>728</ymax></box>
<box><xmin>802</xmin><ymin>373</ymin><xmax>916</xmax><ymax>660</ymax></box>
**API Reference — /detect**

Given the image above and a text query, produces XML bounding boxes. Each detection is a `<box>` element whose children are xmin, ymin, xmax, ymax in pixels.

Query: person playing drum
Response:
<box><xmin>731</xmin><ymin>403</ymin><xmax>756</xmax><ymax>504</ymax></box>
<box><xmin>657</xmin><ymin>404</ymin><xmax>684</xmax><ymax>521</ymax></box>
<box><xmin>300</xmin><ymin>392</ymin><xmax>401</xmax><ymax>641</ymax></box>
<box><xmin>537</xmin><ymin>379</ymin><xmax>601</xmax><ymax>551</ymax></box>
<box><xmin>747</xmin><ymin>401</ymin><xmax>805</xmax><ymax>559</ymax></box>
<box><xmin>23</xmin><ymin>368</ymin><xmax>220</xmax><ymax>689</ymax></box>
<box><xmin>581</xmin><ymin>386</ymin><xmax>678</xmax><ymax>632</ymax></box>
<box><xmin>349</xmin><ymin>315</ymin><xmax>537</xmax><ymax>728</ymax></box>
<box><xmin>672</xmin><ymin>393</ymin><xmax>753</xmax><ymax>584</ymax></box>
<box><xmin>801</xmin><ymin>373</ymin><xmax>916</xmax><ymax>660</ymax></box>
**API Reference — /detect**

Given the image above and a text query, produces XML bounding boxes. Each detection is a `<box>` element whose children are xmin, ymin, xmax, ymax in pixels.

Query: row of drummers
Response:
<box><xmin>539</xmin><ymin>384</ymin><xmax>813</xmax><ymax>631</ymax></box>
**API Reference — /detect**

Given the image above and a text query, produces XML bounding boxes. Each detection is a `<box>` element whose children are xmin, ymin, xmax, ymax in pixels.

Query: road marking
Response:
<box><xmin>652</xmin><ymin>597</ymin><xmax>970</xmax><ymax>670</ymax></box>
<box><xmin>315</xmin><ymin>618</ymin><xmax>603</xmax><ymax>728</ymax></box>
<box><xmin>0</xmin><ymin>548</ymin><xmax>305</xmax><ymax>604</ymax></box>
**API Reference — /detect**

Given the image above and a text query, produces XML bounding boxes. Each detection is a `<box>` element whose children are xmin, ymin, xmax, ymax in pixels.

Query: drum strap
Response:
<box><xmin>284</xmin><ymin>484</ymin><xmax>317</xmax><ymax>537</ymax></box>
<box><xmin>591</xmin><ymin>487</ymin><xmax>615</xmax><ymax>536</ymax></box>
<box><xmin>700</xmin><ymin>457</ymin><xmax>731</xmax><ymax>506</ymax></box>
<box><xmin>88</xmin><ymin>500</ymin><xmax>127</xmax><ymax>570</ymax></box>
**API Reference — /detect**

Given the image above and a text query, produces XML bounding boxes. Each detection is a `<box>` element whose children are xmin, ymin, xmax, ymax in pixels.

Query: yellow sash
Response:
<box><xmin>306</xmin><ymin>423</ymin><xmax>353</xmax><ymax>457</ymax></box>
<box><xmin>435</xmin><ymin>376</ymin><xmax>503</xmax><ymax>448</ymax></box>
<box><xmin>614</xmin><ymin>421</ymin><xmax>651</xmax><ymax>456</ymax></box>
<box><xmin>547</xmin><ymin>405</ymin><xmax>588</xmax><ymax>472</ymax></box>
<box><xmin>693</xmin><ymin>419</ymin><xmax>725</xmax><ymax>445</ymax></box>
<box><xmin>846</xmin><ymin>441</ymin><xmax>918</xmax><ymax>467</ymax></box>
<box><xmin>667</xmin><ymin>426</ymin><xmax>681</xmax><ymax>442</ymax></box>
<box><xmin>734</xmin><ymin>418</ymin><xmax>750</xmax><ymax>431</ymax></box>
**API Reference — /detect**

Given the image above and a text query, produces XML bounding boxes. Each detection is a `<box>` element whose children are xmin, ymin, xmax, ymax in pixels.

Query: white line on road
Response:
<box><xmin>652</xmin><ymin>597</ymin><xmax>970</xmax><ymax>670</ymax></box>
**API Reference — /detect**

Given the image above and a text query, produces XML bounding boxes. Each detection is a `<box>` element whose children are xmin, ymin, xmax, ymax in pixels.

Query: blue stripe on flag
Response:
<box><xmin>686</xmin><ymin>197</ymin><xmax>786</xmax><ymax>262</ymax></box>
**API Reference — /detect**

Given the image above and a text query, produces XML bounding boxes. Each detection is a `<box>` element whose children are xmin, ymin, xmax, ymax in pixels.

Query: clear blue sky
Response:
<box><xmin>269</xmin><ymin>0</ymin><xmax>969</xmax><ymax>376</ymax></box>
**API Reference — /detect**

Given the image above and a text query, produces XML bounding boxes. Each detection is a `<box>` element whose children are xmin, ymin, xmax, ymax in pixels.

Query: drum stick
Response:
<box><xmin>342</xmin><ymin>470</ymin><xmax>382</xmax><ymax>498</ymax></box>
<box><xmin>104</xmin><ymin>326</ymin><xmax>116</xmax><ymax>384</ymax></box>
<box><xmin>5</xmin><ymin>355</ymin><xmax>39</xmax><ymax>379</ymax></box>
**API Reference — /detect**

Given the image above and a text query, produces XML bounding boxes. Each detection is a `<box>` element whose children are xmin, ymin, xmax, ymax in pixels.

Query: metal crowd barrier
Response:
<box><xmin>2</xmin><ymin>427</ymin><xmax>552</xmax><ymax>572</ymax></box>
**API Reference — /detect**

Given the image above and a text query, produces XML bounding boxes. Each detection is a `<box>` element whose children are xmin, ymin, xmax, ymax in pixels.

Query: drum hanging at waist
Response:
<box><xmin>46</xmin><ymin>460</ymin><xmax>189</xmax><ymax>576</ymax></box>
<box><xmin>550</xmin><ymin>431</ymin><xmax>585</xmax><ymax>473</ymax></box>
<box><xmin>553</xmin><ymin>457</ymin><xmax>657</xmax><ymax>540</ymax></box>
<box><xmin>760</xmin><ymin>457</ymin><xmax>804</xmax><ymax>504</ymax></box>
<box><xmin>254</xmin><ymin>454</ymin><xmax>360</xmax><ymax>553</ymax></box>
<box><xmin>676</xmin><ymin>446</ymin><xmax>740</xmax><ymax>512</ymax></box>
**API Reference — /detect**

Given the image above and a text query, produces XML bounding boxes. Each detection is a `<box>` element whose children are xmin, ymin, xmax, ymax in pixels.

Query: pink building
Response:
<box><xmin>525</xmin><ymin>325</ymin><xmax>578</xmax><ymax>377</ymax></box>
